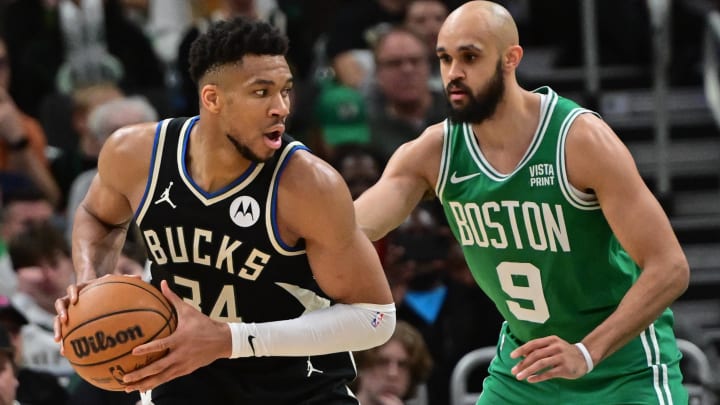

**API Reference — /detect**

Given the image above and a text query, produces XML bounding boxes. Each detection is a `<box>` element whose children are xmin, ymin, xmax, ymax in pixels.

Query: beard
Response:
<box><xmin>226</xmin><ymin>134</ymin><xmax>271</xmax><ymax>163</ymax></box>
<box><xmin>446</xmin><ymin>60</ymin><xmax>505</xmax><ymax>124</ymax></box>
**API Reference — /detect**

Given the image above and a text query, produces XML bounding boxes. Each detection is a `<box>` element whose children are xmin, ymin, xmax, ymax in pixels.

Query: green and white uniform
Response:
<box><xmin>436</xmin><ymin>87</ymin><xmax>687</xmax><ymax>404</ymax></box>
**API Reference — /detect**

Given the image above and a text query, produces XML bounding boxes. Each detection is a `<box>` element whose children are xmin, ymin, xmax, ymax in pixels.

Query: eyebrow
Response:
<box><xmin>436</xmin><ymin>44</ymin><xmax>483</xmax><ymax>53</ymax></box>
<box><xmin>249</xmin><ymin>78</ymin><xmax>294</xmax><ymax>87</ymax></box>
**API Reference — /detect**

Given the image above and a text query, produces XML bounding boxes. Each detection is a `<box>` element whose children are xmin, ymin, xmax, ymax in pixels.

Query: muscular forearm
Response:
<box><xmin>581</xmin><ymin>261</ymin><xmax>688</xmax><ymax>365</ymax></box>
<box><xmin>227</xmin><ymin>303</ymin><xmax>396</xmax><ymax>358</ymax></box>
<box><xmin>72</xmin><ymin>204</ymin><xmax>129</xmax><ymax>281</ymax></box>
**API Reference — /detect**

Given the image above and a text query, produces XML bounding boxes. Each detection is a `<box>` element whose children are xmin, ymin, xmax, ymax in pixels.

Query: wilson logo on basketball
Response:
<box><xmin>70</xmin><ymin>325</ymin><xmax>145</xmax><ymax>358</ymax></box>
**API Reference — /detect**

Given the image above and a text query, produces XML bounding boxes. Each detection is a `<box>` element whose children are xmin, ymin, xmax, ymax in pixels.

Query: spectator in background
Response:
<box><xmin>312</xmin><ymin>80</ymin><xmax>371</xmax><ymax>159</ymax></box>
<box><xmin>330</xmin><ymin>144</ymin><xmax>388</xmax><ymax>261</ymax></box>
<box><xmin>366</xmin><ymin>27</ymin><xmax>448</xmax><ymax>160</ymax></box>
<box><xmin>8</xmin><ymin>222</ymin><xmax>75</xmax><ymax>385</ymax></box>
<box><xmin>0</xmin><ymin>188</ymin><xmax>56</xmax><ymax>297</ymax></box>
<box><xmin>2</xmin><ymin>0</ymin><xmax>165</xmax><ymax>119</ymax></box>
<box><xmin>0</xmin><ymin>296</ymin><xmax>68</xmax><ymax>405</ymax></box>
<box><xmin>0</xmin><ymin>36</ymin><xmax>61</xmax><ymax>207</ymax></box>
<box><xmin>65</xmin><ymin>95</ymin><xmax>158</xmax><ymax>240</ymax></box>
<box><xmin>50</xmin><ymin>83</ymin><xmax>124</xmax><ymax>210</ymax></box>
<box><xmin>0</xmin><ymin>324</ymin><xmax>19</xmax><ymax>405</ymax></box>
<box><xmin>352</xmin><ymin>320</ymin><xmax>433</xmax><ymax>405</ymax></box>
<box><xmin>386</xmin><ymin>201</ymin><xmax>503</xmax><ymax>404</ymax></box>
<box><xmin>324</xmin><ymin>0</ymin><xmax>410</xmax><ymax>90</ymax></box>
<box><xmin>330</xmin><ymin>144</ymin><xmax>385</xmax><ymax>200</ymax></box>
<box><xmin>403</xmin><ymin>0</ymin><xmax>448</xmax><ymax>92</ymax></box>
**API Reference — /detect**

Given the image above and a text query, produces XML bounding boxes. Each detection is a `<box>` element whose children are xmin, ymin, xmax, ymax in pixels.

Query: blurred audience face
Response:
<box><xmin>0</xmin><ymin>39</ymin><xmax>9</xmax><ymax>91</ymax></box>
<box><xmin>405</xmin><ymin>0</ymin><xmax>448</xmax><ymax>54</ymax></box>
<box><xmin>1</xmin><ymin>199</ymin><xmax>53</xmax><ymax>242</ymax></box>
<box><xmin>375</xmin><ymin>30</ymin><xmax>431</xmax><ymax>105</ymax></box>
<box><xmin>71</xmin><ymin>84</ymin><xmax>124</xmax><ymax>157</ymax></box>
<box><xmin>0</xmin><ymin>353</ymin><xmax>16</xmax><ymax>405</ymax></box>
<box><xmin>114</xmin><ymin>254</ymin><xmax>144</xmax><ymax>276</ymax></box>
<box><xmin>15</xmin><ymin>250</ymin><xmax>75</xmax><ymax>314</ymax></box>
<box><xmin>338</xmin><ymin>153</ymin><xmax>382</xmax><ymax>200</ymax></box>
<box><xmin>358</xmin><ymin>338</ymin><xmax>411</xmax><ymax>401</ymax></box>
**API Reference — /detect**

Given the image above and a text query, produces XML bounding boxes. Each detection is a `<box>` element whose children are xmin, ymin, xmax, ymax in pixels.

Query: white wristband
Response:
<box><xmin>228</xmin><ymin>322</ymin><xmax>246</xmax><ymax>359</ymax></box>
<box><xmin>574</xmin><ymin>342</ymin><xmax>594</xmax><ymax>374</ymax></box>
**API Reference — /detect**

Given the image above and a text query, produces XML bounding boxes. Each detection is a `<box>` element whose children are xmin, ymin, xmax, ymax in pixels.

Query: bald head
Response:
<box><xmin>440</xmin><ymin>0</ymin><xmax>518</xmax><ymax>53</ymax></box>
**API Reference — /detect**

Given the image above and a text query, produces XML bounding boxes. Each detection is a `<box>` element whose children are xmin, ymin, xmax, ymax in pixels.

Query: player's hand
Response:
<box><xmin>54</xmin><ymin>274</ymin><xmax>141</xmax><ymax>347</ymax></box>
<box><xmin>510</xmin><ymin>335</ymin><xmax>590</xmax><ymax>382</ymax></box>
<box><xmin>53</xmin><ymin>278</ymin><xmax>98</xmax><ymax>346</ymax></box>
<box><xmin>121</xmin><ymin>280</ymin><xmax>229</xmax><ymax>392</ymax></box>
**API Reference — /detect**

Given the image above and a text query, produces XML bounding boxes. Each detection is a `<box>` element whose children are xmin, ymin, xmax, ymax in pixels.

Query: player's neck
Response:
<box><xmin>470</xmin><ymin>90</ymin><xmax>541</xmax><ymax>173</ymax></box>
<box><xmin>186</xmin><ymin>126</ymin><xmax>253</xmax><ymax>193</ymax></box>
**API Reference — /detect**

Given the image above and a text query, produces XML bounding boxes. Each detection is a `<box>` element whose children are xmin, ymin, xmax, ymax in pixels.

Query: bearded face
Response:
<box><xmin>446</xmin><ymin>59</ymin><xmax>504</xmax><ymax>124</ymax></box>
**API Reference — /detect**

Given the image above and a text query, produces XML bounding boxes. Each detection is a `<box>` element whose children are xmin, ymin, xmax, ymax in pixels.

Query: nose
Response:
<box><xmin>386</xmin><ymin>360</ymin><xmax>401</xmax><ymax>377</ymax></box>
<box><xmin>446</xmin><ymin>60</ymin><xmax>465</xmax><ymax>82</ymax></box>
<box><xmin>269</xmin><ymin>92</ymin><xmax>290</xmax><ymax>119</ymax></box>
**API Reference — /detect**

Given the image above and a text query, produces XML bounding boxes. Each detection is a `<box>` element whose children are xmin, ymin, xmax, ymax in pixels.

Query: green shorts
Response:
<box><xmin>478</xmin><ymin>319</ymin><xmax>688</xmax><ymax>405</ymax></box>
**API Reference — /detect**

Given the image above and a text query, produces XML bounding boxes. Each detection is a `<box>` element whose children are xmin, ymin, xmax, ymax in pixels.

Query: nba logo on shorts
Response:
<box><xmin>230</xmin><ymin>196</ymin><xmax>261</xmax><ymax>227</ymax></box>
<box><xmin>371</xmin><ymin>312</ymin><xmax>384</xmax><ymax>328</ymax></box>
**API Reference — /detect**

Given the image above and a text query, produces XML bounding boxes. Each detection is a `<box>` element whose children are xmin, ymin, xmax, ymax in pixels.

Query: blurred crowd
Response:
<box><xmin>0</xmin><ymin>0</ymin><xmax>708</xmax><ymax>404</ymax></box>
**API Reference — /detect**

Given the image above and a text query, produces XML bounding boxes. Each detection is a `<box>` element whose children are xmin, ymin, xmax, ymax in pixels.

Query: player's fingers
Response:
<box><xmin>54</xmin><ymin>296</ymin><xmax>69</xmax><ymax>325</ymax></box>
<box><xmin>526</xmin><ymin>366</ymin><xmax>564</xmax><ymax>383</ymax></box>
<box><xmin>67</xmin><ymin>284</ymin><xmax>80</xmax><ymax>305</ymax></box>
<box><xmin>123</xmin><ymin>354</ymin><xmax>172</xmax><ymax>386</ymax></box>
<box><xmin>510</xmin><ymin>336</ymin><xmax>554</xmax><ymax>359</ymax></box>
<box><xmin>160</xmin><ymin>280</ymin><xmax>182</xmax><ymax>307</ymax></box>
<box><xmin>53</xmin><ymin>314</ymin><xmax>62</xmax><ymax>342</ymax></box>
<box><xmin>511</xmin><ymin>344</ymin><xmax>558</xmax><ymax>375</ymax></box>
<box><xmin>132</xmin><ymin>336</ymin><xmax>172</xmax><ymax>356</ymax></box>
<box><xmin>514</xmin><ymin>356</ymin><xmax>558</xmax><ymax>381</ymax></box>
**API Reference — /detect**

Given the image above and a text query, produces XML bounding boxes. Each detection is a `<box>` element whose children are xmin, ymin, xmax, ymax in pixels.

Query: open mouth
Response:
<box><xmin>265</xmin><ymin>130</ymin><xmax>282</xmax><ymax>141</ymax></box>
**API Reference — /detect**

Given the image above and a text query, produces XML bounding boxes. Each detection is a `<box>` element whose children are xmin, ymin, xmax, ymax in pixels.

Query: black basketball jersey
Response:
<box><xmin>134</xmin><ymin>117</ymin><xmax>358</xmax><ymax>404</ymax></box>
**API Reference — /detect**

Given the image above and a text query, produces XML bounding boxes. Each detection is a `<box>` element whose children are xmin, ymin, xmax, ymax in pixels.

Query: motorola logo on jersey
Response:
<box><xmin>230</xmin><ymin>196</ymin><xmax>261</xmax><ymax>227</ymax></box>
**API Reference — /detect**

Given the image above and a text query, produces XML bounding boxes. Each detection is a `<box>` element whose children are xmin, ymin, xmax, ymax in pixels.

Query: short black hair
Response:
<box><xmin>8</xmin><ymin>221</ymin><xmax>70</xmax><ymax>270</ymax></box>
<box><xmin>189</xmin><ymin>16</ymin><xmax>289</xmax><ymax>85</ymax></box>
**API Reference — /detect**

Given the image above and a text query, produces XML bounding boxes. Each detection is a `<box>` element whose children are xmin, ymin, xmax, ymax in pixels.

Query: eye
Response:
<box><xmin>254</xmin><ymin>89</ymin><xmax>268</xmax><ymax>97</ymax></box>
<box><xmin>281</xmin><ymin>87</ymin><xmax>293</xmax><ymax>97</ymax></box>
<box><xmin>463</xmin><ymin>53</ymin><xmax>477</xmax><ymax>63</ymax></box>
<box><xmin>437</xmin><ymin>54</ymin><xmax>451</xmax><ymax>63</ymax></box>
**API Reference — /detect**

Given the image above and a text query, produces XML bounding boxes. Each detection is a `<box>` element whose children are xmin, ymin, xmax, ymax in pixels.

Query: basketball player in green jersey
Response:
<box><xmin>355</xmin><ymin>1</ymin><xmax>690</xmax><ymax>404</ymax></box>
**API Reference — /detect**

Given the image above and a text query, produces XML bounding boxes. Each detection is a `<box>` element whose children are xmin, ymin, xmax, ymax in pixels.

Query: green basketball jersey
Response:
<box><xmin>436</xmin><ymin>87</ymin><xmax>660</xmax><ymax>344</ymax></box>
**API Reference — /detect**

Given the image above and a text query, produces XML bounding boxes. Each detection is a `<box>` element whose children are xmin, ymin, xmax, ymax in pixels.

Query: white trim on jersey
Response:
<box><xmin>435</xmin><ymin>119</ymin><xmax>451</xmax><ymax>203</ymax></box>
<box><xmin>556</xmin><ymin>108</ymin><xmax>602</xmax><ymax>210</ymax></box>
<box><xmin>176</xmin><ymin>118</ymin><xmax>265</xmax><ymax>206</ymax></box>
<box><xmin>136</xmin><ymin>119</ymin><xmax>171</xmax><ymax>225</ymax></box>
<box><xmin>265</xmin><ymin>141</ymin><xmax>306</xmax><ymax>256</ymax></box>
<box><xmin>463</xmin><ymin>89</ymin><xmax>556</xmax><ymax>182</ymax></box>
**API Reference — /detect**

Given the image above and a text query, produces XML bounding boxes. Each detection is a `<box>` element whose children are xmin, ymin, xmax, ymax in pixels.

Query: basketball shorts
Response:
<box><xmin>478</xmin><ymin>319</ymin><xmax>688</xmax><ymax>404</ymax></box>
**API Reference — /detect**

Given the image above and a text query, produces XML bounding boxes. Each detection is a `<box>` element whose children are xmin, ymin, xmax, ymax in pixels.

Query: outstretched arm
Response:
<box><xmin>355</xmin><ymin>125</ymin><xmax>443</xmax><ymax>241</ymax></box>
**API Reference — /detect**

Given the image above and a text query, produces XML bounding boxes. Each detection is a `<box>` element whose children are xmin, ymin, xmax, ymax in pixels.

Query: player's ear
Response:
<box><xmin>200</xmin><ymin>84</ymin><xmax>221</xmax><ymax>113</ymax></box>
<box><xmin>504</xmin><ymin>45</ymin><xmax>523</xmax><ymax>70</ymax></box>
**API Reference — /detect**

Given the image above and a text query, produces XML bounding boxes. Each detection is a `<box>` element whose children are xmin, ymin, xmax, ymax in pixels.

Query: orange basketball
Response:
<box><xmin>61</xmin><ymin>275</ymin><xmax>177</xmax><ymax>391</ymax></box>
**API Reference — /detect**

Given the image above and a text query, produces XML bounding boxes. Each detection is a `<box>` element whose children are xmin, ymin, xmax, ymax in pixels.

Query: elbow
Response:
<box><xmin>671</xmin><ymin>258</ymin><xmax>690</xmax><ymax>298</ymax></box>
<box><xmin>658</xmin><ymin>253</ymin><xmax>689</xmax><ymax>300</ymax></box>
<box><xmin>376</xmin><ymin>312</ymin><xmax>396</xmax><ymax>346</ymax></box>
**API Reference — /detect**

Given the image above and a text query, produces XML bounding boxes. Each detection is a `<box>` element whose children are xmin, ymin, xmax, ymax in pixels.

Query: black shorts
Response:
<box><xmin>150</xmin><ymin>355</ymin><xmax>358</xmax><ymax>405</ymax></box>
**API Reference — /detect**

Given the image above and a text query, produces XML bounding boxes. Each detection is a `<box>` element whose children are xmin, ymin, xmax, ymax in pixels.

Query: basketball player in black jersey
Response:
<box><xmin>53</xmin><ymin>17</ymin><xmax>396</xmax><ymax>404</ymax></box>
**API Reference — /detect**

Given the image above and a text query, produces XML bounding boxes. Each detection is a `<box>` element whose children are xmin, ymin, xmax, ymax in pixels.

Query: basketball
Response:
<box><xmin>61</xmin><ymin>275</ymin><xmax>177</xmax><ymax>391</ymax></box>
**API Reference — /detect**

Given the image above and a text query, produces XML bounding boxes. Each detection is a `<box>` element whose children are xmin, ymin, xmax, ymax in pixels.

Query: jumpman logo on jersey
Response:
<box><xmin>154</xmin><ymin>181</ymin><xmax>177</xmax><ymax>209</ymax></box>
<box><xmin>306</xmin><ymin>357</ymin><xmax>324</xmax><ymax>377</ymax></box>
